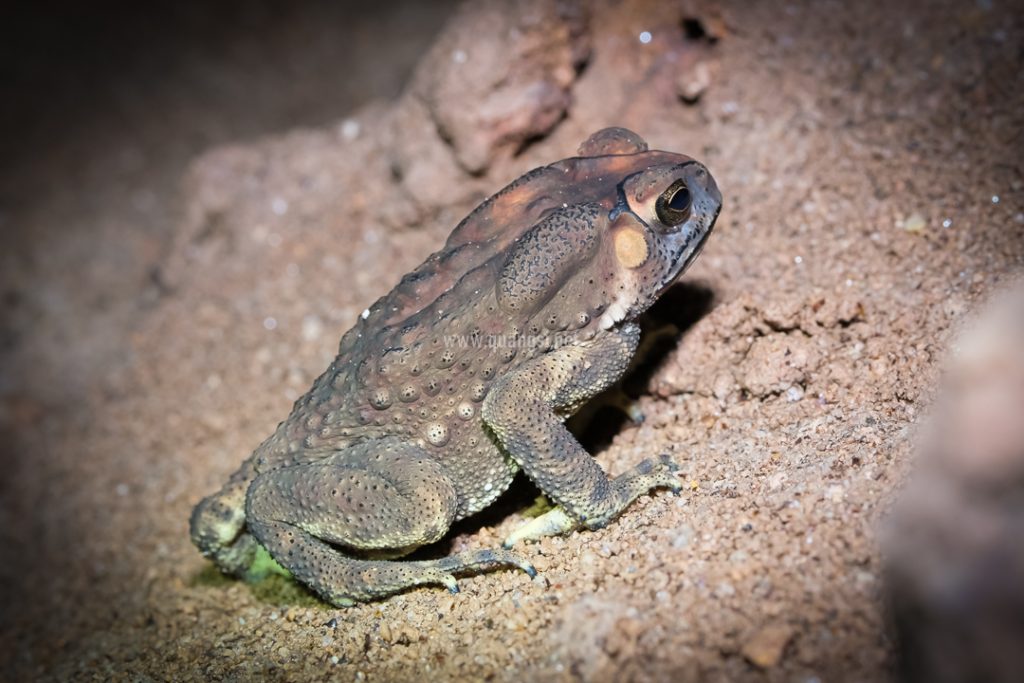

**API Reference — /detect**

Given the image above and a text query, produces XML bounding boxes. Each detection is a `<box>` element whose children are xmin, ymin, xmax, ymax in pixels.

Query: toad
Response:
<box><xmin>190</xmin><ymin>127</ymin><xmax>722</xmax><ymax>605</ymax></box>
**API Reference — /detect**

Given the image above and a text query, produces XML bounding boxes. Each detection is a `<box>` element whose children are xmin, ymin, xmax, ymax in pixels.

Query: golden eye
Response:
<box><xmin>655</xmin><ymin>180</ymin><xmax>692</xmax><ymax>226</ymax></box>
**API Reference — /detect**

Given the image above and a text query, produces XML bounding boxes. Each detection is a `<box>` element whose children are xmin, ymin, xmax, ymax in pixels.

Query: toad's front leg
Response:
<box><xmin>482</xmin><ymin>323</ymin><xmax>681</xmax><ymax>547</ymax></box>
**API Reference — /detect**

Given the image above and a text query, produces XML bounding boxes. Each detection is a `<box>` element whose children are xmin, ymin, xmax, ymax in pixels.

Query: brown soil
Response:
<box><xmin>2</xmin><ymin>0</ymin><xmax>1022</xmax><ymax>681</ymax></box>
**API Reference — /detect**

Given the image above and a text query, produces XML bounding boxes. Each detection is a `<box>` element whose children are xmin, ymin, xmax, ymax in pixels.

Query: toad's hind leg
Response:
<box><xmin>245</xmin><ymin>438</ymin><xmax>532</xmax><ymax>605</ymax></box>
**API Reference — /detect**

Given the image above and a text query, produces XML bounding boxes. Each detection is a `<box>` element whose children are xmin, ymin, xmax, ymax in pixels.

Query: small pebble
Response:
<box><xmin>902</xmin><ymin>213</ymin><xmax>926</xmax><ymax>234</ymax></box>
<box><xmin>579</xmin><ymin>550</ymin><xmax>599</xmax><ymax>571</ymax></box>
<box><xmin>340</xmin><ymin>119</ymin><xmax>360</xmax><ymax>141</ymax></box>
<box><xmin>714</xmin><ymin>582</ymin><xmax>735</xmax><ymax>598</ymax></box>
<box><xmin>742</xmin><ymin>624</ymin><xmax>794</xmax><ymax>668</ymax></box>
<box><xmin>301</xmin><ymin>315</ymin><xmax>324</xmax><ymax>342</ymax></box>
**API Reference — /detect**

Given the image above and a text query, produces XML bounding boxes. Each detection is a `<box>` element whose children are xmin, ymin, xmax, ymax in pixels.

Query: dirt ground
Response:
<box><xmin>2</xmin><ymin>0</ymin><xmax>1023</xmax><ymax>681</ymax></box>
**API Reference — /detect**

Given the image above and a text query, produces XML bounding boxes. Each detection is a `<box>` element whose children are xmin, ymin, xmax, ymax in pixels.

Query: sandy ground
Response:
<box><xmin>2</xmin><ymin>0</ymin><xmax>1023</xmax><ymax>681</ymax></box>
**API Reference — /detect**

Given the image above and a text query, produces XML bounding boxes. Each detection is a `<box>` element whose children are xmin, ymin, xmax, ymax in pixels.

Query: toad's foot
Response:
<box><xmin>357</xmin><ymin>547</ymin><xmax>536</xmax><ymax>599</ymax></box>
<box><xmin>504</xmin><ymin>507</ymin><xmax>576</xmax><ymax>547</ymax></box>
<box><xmin>429</xmin><ymin>547</ymin><xmax>537</xmax><ymax>590</ymax></box>
<box><xmin>503</xmin><ymin>454</ymin><xmax>682</xmax><ymax>547</ymax></box>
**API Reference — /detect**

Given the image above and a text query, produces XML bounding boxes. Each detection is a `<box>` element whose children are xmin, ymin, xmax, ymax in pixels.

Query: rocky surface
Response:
<box><xmin>2</xmin><ymin>0</ymin><xmax>1022</xmax><ymax>680</ymax></box>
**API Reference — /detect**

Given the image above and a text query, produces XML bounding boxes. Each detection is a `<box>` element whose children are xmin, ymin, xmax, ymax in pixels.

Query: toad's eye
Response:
<box><xmin>655</xmin><ymin>180</ymin><xmax>691</xmax><ymax>226</ymax></box>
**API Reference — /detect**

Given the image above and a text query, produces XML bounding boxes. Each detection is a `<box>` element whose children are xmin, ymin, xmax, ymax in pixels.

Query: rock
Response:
<box><xmin>741</xmin><ymin>623</ymin><xmax>794</xmax><ymax>669</ymax></box>
<box><xmin>410</xmin><ymin>0</ymin><xmax>591</xmax><ymax>174</ymax></box>
<box><xmin>677</xmin><ymin>60</ymin><xmax>714</xmax><ymax>103</ymax></box>
<box><xmin>902</xmin><ymin>212</ymin><xmax>927</xmax><ymax>234</ymax></box>
<box><xmin>884</xmin><ymin>283</ymin><xmax>1024</xmax><ymax>682</ymax></box>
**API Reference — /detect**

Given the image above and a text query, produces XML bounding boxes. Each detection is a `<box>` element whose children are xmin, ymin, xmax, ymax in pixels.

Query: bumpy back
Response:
<box><xmin>337</xmin><ymin>147</ymin><xmax>687</xmax><ymax>357</ymax></box>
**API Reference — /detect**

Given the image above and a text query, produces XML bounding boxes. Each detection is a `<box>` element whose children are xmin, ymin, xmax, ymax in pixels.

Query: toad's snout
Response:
<box><xmin>685</xmin><ymin>162</ymin><xmax>722</xmax><ymax>219</ymax></box>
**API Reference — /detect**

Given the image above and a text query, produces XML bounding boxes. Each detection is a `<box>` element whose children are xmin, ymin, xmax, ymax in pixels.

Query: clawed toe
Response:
<box><xmin>634</xmin><ymin>453</ymin><xmax>680</xmax><ymax>476</ymax></box>
<box><xmin>656</xmin><ymin>453</ymin><xmax>680</xmax><ymax>472</ymax></box>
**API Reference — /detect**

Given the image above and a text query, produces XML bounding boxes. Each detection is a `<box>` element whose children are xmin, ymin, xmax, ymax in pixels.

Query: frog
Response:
<box><xmin>190</xmin><ymin>127</ymin><xmax>722</xmax><ymax>606</ymax></box>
